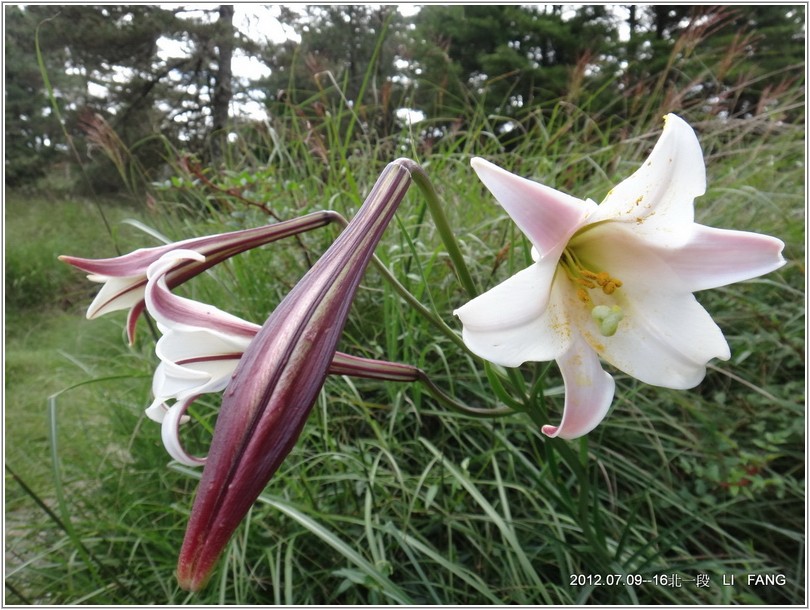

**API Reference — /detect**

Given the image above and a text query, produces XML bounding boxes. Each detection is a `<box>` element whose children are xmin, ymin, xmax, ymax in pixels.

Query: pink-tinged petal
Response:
<box><xmin>162</xmin><ymin>399</ymin><xmax>206</xmax><ymax>467</ymax></box>
<box><xmin>61</xmin><ymin>213</ymin><xmax>343</xmax><ymax>333</ymax></box>
<box><xmin>655</xmin><ymin>224</ymin><xmax>786</xmax><ymax>291</ymax></box>
<box><xmin>60</xmin><ymin>214</ymin><xmax>340</xmax><ymax>279</ymax></box>
<box><xmin>592</xmin><ymin>114</ymin><xmax>706</xmax><ymax>245</ymax></box>
<box><xmin>144</xmin><ymin>251</ymin><xmax>260</xmax><ymax>410</ymax></box>
<box><xmin>145</xmin><ymin>265</ymin><xmax>267</xmax><ymax>464</ymax></box>
<box><xmin>456</xmin><ymin>265</ymin><xmax>573</xmax><ymax>367</ymax></box>
<box><xmin>542</xmin><ymin>332</ymin><xmax>615</xmax><ymax>439</ymax></box>
<box><xmin>471</xmin><ymin>157</ymin><xmax>595</xmax><ymax>259</ymax></box>
<box><xmin>59</xmin><ymin>248</ymin><xmax>174</xmax><ymax>278</ymax></box>
<box><xmin>145</xmin><ymin>250</ymin><xmax>258</xmax><ymax>339</ymax></box>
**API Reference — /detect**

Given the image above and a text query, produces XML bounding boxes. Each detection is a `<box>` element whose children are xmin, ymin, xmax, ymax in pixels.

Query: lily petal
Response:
<box><xmin>61</xmin><ymin>212</ymin><xmax>343</xmax><ymax>341</ymax></box>
<box><xmin>85</xmin><ymin>275</ymin><xmax>145</xmax><ymax>318</ymax></box>
<box><xmin>162</xmin><ymin>398</ymin><xmax>206</xmax><ymax>466</ymax></box>
<box><xmin>145</xmin><ymin>250</ymin><xmax>259</xmax><ymax>339</ymax></box>
<box><xmin>459</xmin><ymin>115</ymin><xmax>786</xmax><ymax>439</ymax></box>
<box><xmin>143</xmin><ymin>248</ymin><xmax>440</xmax><ymax>427</ymax></box>
<box><xmin>471</xmin><ymin>157</ymin><xmax>594</xmax><ymax>259</ymax></box>
<box><xmin>61</xmin><ymin>214</ymin><xmax>342</xmax><ymax>279</ymax></box>
<box><xmin>656</xmin><ymin>224</ymin><xmax>786</xmax><ymax>292</ymax></box>
<box><xmin>456</xmin><ymin>261</ymin><xmax>572</xmax><ymax>367</ymax></box>
<box><xmin>454</xmin><ymin>254</ymin><xmax>557</xmax><ymax>331</ymax></box>
<box><xmin>596</xmin><ymin>293</ymin><xmax>728</xmax><ymax>389</ymax></box>
<box><xmin>144</xmin><ymin>250</ymin><xmax>261</xmax><ymax>414</ymax></box>
<box><xmin>593</xmin><ymin>114</ymin><xmax>706</xmax><ymax>245</ymax></box>
<box><xmin>542</xmin><ymin>332</ymin><xmax>615</xmax><ymax>439</ymax></box>
<box><xmin>571</xmin><ymin>224</ymin><xmax>730</xmax><ymax>388</ymax></box>
<box><xmin>152</xmin><ymin>343</ymin><xmax>244</xmax><ymax>402</ymax></box>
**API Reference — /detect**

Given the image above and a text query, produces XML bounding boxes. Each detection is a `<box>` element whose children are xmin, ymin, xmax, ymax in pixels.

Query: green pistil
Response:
<box><xmin>559</xmin><ymin>248</ymin><xmax>626</xmax><ymax>336</ymax></box>
<box><xmin>591</xmin><ymin>304</ymin><xmax>624</xmax><ymax>337</ymax></box>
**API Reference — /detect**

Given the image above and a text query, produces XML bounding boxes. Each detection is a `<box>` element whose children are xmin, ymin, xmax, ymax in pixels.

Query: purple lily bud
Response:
<box><xmin>176</xmin><ymin>160</ymin><xmax>415</xmax><ymax>591</ymax></box>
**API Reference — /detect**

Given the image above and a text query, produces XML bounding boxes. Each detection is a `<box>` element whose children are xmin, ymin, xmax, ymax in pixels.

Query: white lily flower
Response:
<box><xmin>143</xmin><ymin>249</ymin><xmax>259</xmax><ymax>423</ymax></box>
<box><xmin>455</xmin><ymin>114</ymin><xmax>786</xmax><ymax>439</ymax></box>
<box><xmin>143</xmin><ymin>242</ymin><xmax>424</xmax><ymax>466</ymax></box>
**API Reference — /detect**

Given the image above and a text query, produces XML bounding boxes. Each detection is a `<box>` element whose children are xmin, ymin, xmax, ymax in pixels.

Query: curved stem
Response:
<box><xmin>326</xmin><ymin>209</ymin><xmax>469</xmax><ymax>353</ymax></box>
<box><xmin>416</xmin><ymin>369</ymin><xmax>514</xmax><ymax>418</ymax></box>
<box><xmin>399</xmin><ymin>160</ymin><xmax>479</xmax><ymax>299</ymax></box>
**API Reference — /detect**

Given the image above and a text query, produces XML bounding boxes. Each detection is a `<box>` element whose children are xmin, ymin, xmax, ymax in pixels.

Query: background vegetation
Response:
<box><xmin>4</xmin><ymin>4</ymin><xmax>805</xmax><ymax>605</ymax></box>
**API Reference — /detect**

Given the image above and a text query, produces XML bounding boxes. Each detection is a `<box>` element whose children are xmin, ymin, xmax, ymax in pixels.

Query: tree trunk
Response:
<box><xmin>210</xmin><ymin>4</ymin><xmax>234</xmax><ymax>165</ymax></box>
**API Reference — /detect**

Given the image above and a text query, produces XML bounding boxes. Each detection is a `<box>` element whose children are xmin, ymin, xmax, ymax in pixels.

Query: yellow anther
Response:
<box><xmin>560</xmin><ymin>247</ymin><xmax>623</xmax><ymax>300</ymax></box>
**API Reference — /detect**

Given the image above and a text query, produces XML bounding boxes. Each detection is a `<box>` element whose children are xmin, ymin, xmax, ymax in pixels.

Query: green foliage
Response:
<box><xmin>6</xmin><ymin>4</ymin><xmax>239</xmax><ymax>190</ymax></box>
<box><xmin>3</xmin><ymin>5</ymin><xmax>65</xmax><ymax>185</ymax></box>
<box><xmin>409</xmin><ymin>5</ymin><xmax>618</xmax><ymax>118</ymax></box>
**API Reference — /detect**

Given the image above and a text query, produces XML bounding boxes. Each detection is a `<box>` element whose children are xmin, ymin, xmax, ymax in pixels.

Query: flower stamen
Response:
<box><xmin>560</xmin><ymin>249</ymin><xmax>623</xmax><ymax>298</ymax></box>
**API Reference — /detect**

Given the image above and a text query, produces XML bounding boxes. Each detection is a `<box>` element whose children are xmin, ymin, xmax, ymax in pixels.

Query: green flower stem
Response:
<box><xmin>395</xmin><ymin>161</ymin><xmax>525</xmax><ymax>397</ymax></box>
<box><xmin>416</xmin><ymin>368</ymin><xmax>514</xmax><ymax>418</ymax></box>
<box><xmin>326</xmin><ymin>210</ymin><xmax>468</xmax><ymax>353</ymax></box>
<box><xmin>399</xmin><ymin>160</ymin><xmax>479</xmax><ymax>299</ymax></box>
<box><xmin>392</xmin><ymin>162</ymin><xmax>553</xmax><ymax>432</ymax></box>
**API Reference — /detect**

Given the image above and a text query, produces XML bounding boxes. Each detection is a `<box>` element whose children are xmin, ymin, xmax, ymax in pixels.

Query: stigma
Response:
<box><xmin>591</xmin><ymin>304</ymin><xmax>624</xmax><ymax>337</ymax></box>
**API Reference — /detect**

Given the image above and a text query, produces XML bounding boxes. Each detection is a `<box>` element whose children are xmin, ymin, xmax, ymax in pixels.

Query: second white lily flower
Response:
<box><xmin>455</xmin><ymin>114</ymin><xmax>786</xmax><ymax>439</ymax></box>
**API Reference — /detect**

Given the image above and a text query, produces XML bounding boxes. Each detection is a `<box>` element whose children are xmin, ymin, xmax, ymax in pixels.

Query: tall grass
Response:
<box><xmin>5</xmin><ymin>19</ymin><xmax>804</xmax><ymax>605</ymax></box>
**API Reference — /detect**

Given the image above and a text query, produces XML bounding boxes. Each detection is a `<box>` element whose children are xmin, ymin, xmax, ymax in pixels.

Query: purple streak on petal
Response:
<box><xmin>85</xmin><ymin>276</ymin><xmax>147</xmax><ymax>320</ymax></box>
<box><xmin>60</xmin><ymin>213</ymin><xmax>338</xmax><ymax>278</ymax></box>
<box><xmin>126</xmin><ymin>301</ymin><xmax>145</xmax><ymax>344</ymax></box>
<box><xmin>61</xmin><ymin>213</ymin><xmax>342</xmax><ymax>336</ymax></box>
